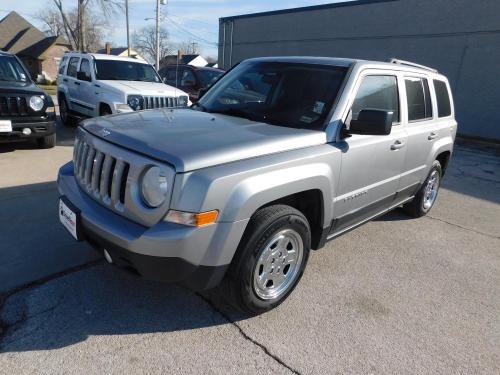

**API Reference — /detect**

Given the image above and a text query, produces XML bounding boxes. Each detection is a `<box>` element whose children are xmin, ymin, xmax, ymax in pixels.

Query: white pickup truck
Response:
<box><xmin>57</xmin><ymin>52</ymin><xmax>189</xmax><ymax>125</ymax></box>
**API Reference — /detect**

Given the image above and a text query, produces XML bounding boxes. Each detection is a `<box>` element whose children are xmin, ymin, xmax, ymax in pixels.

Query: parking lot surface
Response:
<box><xmin>0</xmin><ymin>122</ymin><xmax>499</xmax><ymax>374</ymax></box>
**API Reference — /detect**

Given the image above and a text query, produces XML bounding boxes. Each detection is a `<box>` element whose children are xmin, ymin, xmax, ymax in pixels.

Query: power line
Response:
<box><xmin>163</xmin><ymin>15</ymin><xmax>217</xmax><ymax>47</ymax></box>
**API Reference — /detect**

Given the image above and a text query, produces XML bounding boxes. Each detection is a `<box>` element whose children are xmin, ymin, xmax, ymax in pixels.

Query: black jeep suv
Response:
<box><xmin>0</xmin><ymin>51</ymin><xmax>56</xmax><ymax>148</ymax></box>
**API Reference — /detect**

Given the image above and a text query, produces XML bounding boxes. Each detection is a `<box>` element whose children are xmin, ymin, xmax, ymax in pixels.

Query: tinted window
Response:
<box><xmin>405</xmin><ymin>77</ymin><xmax>433</xmax><ymax>121</ymax></box>
<box><xmin>198</xmin><ymin>69</ymin><xmax>223</xmax><ymax>88</ymax></box>
<box><xmin>58</xmin><ymin>56</ymin><xmax>68</xmax><ymax>75</ymax></box>
<box><xmin>199</xmin><ymin>61</ymin><xmax>347</xmax><ymax>130</ymax></box>
<box><xmin>180</xmin><ymin>68</ymin><xmax>196</xmax><ymax>86</ymax></box>
<box><xmin>165</xmin><ymin>68</ymin><xmax>177</xmax><ymax>85</ymax></box>
<box><xmin>351</xmin><ymin>75</ymin><xmax>399</xmax><ymax>123</ymax></box>
<box><xmin>95</xmin><ymin>60</ymin><xmax>161</xmax><ymax>82</ymax></box>
<box><xmin>79</xmin><ymin>59</ymin><xmax>92</xmax><ymax>80</ymax></box>
<box><xmin>67</xmin><ymin>57</ymin><xmax>80</xmax><ymax>77</ymax></box>
<box><xmin>434</xmin><ymin>80</ymin><xmax>452</xmax><ymax>117</ymax></box>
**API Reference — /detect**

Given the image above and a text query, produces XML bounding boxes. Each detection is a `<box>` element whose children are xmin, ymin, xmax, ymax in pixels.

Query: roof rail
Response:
<box><xmin>389</xmin><ymin>58</ymin><xmax>438</xmax><ymax>73</ymax></box>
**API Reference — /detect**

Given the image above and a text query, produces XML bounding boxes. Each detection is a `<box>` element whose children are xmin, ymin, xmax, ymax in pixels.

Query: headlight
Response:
<box><xmin>177</xmin><ymin>96</ymin><xmax>188</xmax><ymax>107</ymax></box>
<box><xmin>29</xmin><ymin>96</ymin><xmax>44</xmax><ymax>111</ymax></box>
<box><xmin>140</xmin><ymin>166</ymin><xmax>168</xmax><ymax>208</ymax></box>
<box><xmin>127</xmin><ymin>95</ymin><xmax>143</xmax><ymax>110</ymax></box>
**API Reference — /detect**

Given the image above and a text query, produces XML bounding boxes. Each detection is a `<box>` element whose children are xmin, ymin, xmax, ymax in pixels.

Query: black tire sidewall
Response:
<box><xmin>233</xmin><ymin>207</ymin><xmax>311</xmax><ymax>314</ymax></box>
<box><xmin>416</xmin><ymin>161</ymin><xmax>442</xmax><ymax>215</ymax></box>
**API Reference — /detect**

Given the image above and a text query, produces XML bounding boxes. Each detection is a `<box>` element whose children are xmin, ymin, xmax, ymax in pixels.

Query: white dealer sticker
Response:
<box><xmin>59</xmin><ymin>199</ymin><xmax>79</xmax><ymax>240</ymax></box>
<box><xmin>0</xmin><ymin>120</ymin><xmax>12</xmax><ymax>133</ymax></box>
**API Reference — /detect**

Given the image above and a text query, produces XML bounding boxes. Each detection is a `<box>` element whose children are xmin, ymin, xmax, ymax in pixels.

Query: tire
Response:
<box><xmin>37</xmin><ymin>133</ymin><xmax>56</xmax><ymax>149</ymax></box>
<box><xmin>59</xmin><ymin>95</ymin><xmax>77</xmax><ymax>126</ymax></box>
<box><xmin>224</xmin><ymin>204</ymin><xmax>311</xmax><ymax>315</ymax></box>
<box><xmin>100</xmin><ymin>104</ymin><xmax>112</xmax><ymax>116</ymax></box>
<box><xmin>403</xmin><ymin>160</ymin><xmax>442</xmax><ymax>218</ymax></box>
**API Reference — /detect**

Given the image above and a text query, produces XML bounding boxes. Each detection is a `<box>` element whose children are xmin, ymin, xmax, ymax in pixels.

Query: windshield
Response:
<box><xmin>198</xmin><ymin>61</ymin><xmax>347</xmax><ymax>129</ymax></box>
<box><xmin>198</xmin><ymin>69</ymin><xmax>223</xmax><ymax>88</ymax></box>
<box><xmin>95</xmin><ymin>60</ymin><xmax>161</xmax><ymax>82</ymax></box>
<box><xmin>0</xmin><ymin>55</ymin><xmax>30</xmax><ymax>82</ymax></box>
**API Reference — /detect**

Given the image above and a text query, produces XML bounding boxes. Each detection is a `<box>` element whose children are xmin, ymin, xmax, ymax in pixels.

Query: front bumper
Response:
<box><xmin>0</xmin><ymin>116</ymin><xmax>56</xmax><ymax>141</ymax></box>
<box><xmin>57</xmin><ymin>162</ymin><xmax>249</xmax><ymax>290</ymax></box>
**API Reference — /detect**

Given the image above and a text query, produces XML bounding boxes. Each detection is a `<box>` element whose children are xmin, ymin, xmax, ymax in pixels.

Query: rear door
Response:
<box><xmin>332</xmin><ymin>70</ymin><xmax>408</xmax><ymax>234</ymax></box>
<box><xmin>398</xmin><ymin>74</ymin><xmax>436</xmax><ymax>196</ymax></box>
<box><xmin>75</xmin><ymin>57</ymin><xmax>97</xmax><ymax>116</ymax></box>
<box><xmin>65</xmin><ymin>56</ymin><xmax>80</xmax><ymax>113</ymax></box>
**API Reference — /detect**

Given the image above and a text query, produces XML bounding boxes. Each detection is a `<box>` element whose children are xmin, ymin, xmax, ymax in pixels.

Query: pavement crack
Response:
<box><xmin>0</xmin><ymin>259</ymin><xmax>103</xmax><ymax>345</ymax></box>
<box><xmin>426</xmin><ymin>215</ymin><xmax>500</xmax><ymax>240</ymax></box>
<box><xmin>195</xmin><ymin>292</ymin><xmax>301</xmax><ymax>375</ymax></box>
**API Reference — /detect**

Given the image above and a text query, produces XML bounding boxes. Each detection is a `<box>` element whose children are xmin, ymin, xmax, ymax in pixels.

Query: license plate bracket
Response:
<box><xmin>0</xmin><ymin>120</ymin><xmax>12</xmax><ymax>133</ymax></box>
<box><xmin>59</xmin><ymin>196</ymin><xmax>82</xmax><ymax>241</ymax></box>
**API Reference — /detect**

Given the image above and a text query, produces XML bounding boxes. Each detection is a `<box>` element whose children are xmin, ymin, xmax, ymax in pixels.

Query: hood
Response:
<box><xmin>82</xmin><ymin>109</ymin><xmax>327</xmax><ymax>172</ymax></box>
<box><xmin>0</xmin><ymin>81</ymin><xmax>44</xmax><ymax>95</ymax></box>
<box><xmin>99</xmin><ymin>80</ymin><xmax>186</xmax><ymax>97</ymax></box>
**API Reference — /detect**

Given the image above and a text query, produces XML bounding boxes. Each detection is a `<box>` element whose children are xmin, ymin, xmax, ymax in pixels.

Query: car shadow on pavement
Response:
<box><xmin>0</xmin><ymin>262</ymin><xmax>242</xmax><ymax>353</ymax></box>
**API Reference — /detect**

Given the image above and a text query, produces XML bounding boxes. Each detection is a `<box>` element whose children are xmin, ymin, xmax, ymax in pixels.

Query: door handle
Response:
<box><xmin>428</xmin><ymin>132</ymin><xmax>438</xmax><ymax>140</ymax></box>
<box><xmin>74</xmin><ymin>81</ymin><xmax>80</xmax><ymax>85</ymax></box>
<box><xmin>63</xmin><ymin>78</ymin><xmax>68</xmax><ymax>82</ymax></box>
<box><xmin>391</xmin><ymin>140</ymin><xmax>406</xmax><ymax>150</ymax></box>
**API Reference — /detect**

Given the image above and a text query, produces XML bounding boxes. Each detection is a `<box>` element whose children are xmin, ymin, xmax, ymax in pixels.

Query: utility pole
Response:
<box><xmin>126</xmin><ymin>0</ymin><xmax>130</xmax><ymax>56</ymax></box>
<box><xmin>78</xmin><ymin>0</ymin><xmax>85</xmax><ymax>51</ymax></box>
<box><xmin>155</xmin><ymin>0</ymin><xmax>160</xmax><ymax>69</ymax></box>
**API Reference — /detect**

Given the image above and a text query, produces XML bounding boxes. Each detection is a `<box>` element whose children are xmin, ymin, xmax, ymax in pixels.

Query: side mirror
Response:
<box><xmin>76</xmin><ymin>71</ymin><xmax>90</xmax><ymax>82</ymax></box>
<box><xmin>348</xmin><ymin>109</ymin><xmax>393</xmax><ymax>136</ymax></box>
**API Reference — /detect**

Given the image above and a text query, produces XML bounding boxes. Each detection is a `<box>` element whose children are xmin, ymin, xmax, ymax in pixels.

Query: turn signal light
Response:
<box><xmin>166</xmin><ymin>210</ymin><xmax>219</xmax><ymax>227</ymax></box>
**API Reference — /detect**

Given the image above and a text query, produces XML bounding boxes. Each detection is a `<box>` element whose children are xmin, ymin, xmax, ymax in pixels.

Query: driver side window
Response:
<box><xmin>351</xmin><ymin>75</ymin><xmax>399</xmax><ymax>124</ymax></box>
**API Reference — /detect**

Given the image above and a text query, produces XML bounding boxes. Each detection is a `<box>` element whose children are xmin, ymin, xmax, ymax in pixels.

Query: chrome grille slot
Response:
<box><xmin>72</xmin><ymin>128</ymin><xmax>175</xmax><ymax>227</ymax></box>
<box><xmin>141</xmin><ymin>96</ymin><xmax>180</xmax><ymax>109</ymax></box>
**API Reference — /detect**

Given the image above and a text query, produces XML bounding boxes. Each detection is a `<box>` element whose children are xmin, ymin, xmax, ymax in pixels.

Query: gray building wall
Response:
<box><xmin>219</xmin><ymin>0</ymin><xmax>500</xmax><ymax>141</ymax></box>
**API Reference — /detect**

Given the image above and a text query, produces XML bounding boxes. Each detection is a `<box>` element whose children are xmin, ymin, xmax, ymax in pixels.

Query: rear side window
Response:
<box><xmin>79</xmin><ymin>59</ymin><xmax>92</xmax><ymax>79</ymax></box>
<box><xmin>58</xmin><ymin>56</ymin><xmax>68</xmax><ymax>75</ymax></box>
<box><xmin>67</xmin><ymin>57</ymin><xmax>80</xmax><ymax>77</ymax></box>
<box><xmin>434</xmin><ymin>80</ymin><xmax>452</xmax><ymax>117</ymax></box>
<box><xmin>351</xmin><ymin>75</ymin><xmax>400</xmax><ymax>123</ymax></box>
<box><xmin>405</xmin><ymin>77</ymin><xmax>432</xmax><ymax>121</ymax></box>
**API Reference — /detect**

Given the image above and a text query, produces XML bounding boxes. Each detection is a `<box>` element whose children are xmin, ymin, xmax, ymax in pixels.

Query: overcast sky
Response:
<box><xmin>0</xmin><ymin>0</ymin><xmax>348</xmax><ymax>58</ymax></box>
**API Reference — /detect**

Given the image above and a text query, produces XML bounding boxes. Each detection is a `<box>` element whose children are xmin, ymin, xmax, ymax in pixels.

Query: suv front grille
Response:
<box><xmin>74</xmin><ymin>139</ymin><xmax>130</xmax><ymax>210</ymax></box>
<box><xmin>72</xmin><ymin>128</ymin><xmax>175</xmax><ymax>227</ymax></box>
<box><xmin>142</xmin><ymin>96</ymin><xmax>180</xmax><ymax>109</ymax></box>
<box><xmin>0</xmin><ymin>95</ymin><xmax>30</xmax><ymax>117</ymax></box>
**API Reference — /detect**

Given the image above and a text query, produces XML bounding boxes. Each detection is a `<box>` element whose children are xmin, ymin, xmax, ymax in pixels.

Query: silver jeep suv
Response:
<box><xmin>58</xmin><ymin>57</ymin><xmax>457</xmax><ymax>314</ymax></box>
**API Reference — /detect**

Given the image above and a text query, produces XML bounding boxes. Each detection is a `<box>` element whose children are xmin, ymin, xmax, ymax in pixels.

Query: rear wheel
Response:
<box><xmin>59</xmin><ymin>96</ymin><xmax>77</xmax><ymax>126</ymax></box>
<box><xmin>224</xmin><ymin>205</ymin><xmax>311</xmax><ymax>315</ymax></box>
<box><xmin>37</xmin><ymin>133</ymin><xmax>56</xmax><ymax>149</ymax></box>
<box><xmin>403</xmin><ymin>160</ymin><xmax>442</xmax><ymax>217</ymax></box>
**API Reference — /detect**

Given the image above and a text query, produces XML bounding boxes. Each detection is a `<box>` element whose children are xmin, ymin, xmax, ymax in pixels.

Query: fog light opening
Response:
<box><xmin>103</xmin><ymin>249</ymin><xmax>113</xmax><ymax>264</ymax></box>
<box><xmin>22</xmin><ymin>128</ymin><xmax>32</xmax><ymax>135</ymax></box>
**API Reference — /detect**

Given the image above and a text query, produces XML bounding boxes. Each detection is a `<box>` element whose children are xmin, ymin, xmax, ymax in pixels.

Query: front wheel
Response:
<box><xmin>403</xmin><ymin>160</ymin><xmax>442</xmax><ymax>217</ymax></box>
<box><xmin>224</xmin><ymin>205</ymin><xmax>311</xmax><ymax>315</ymax></box>
<box><xmin>37</xmin><ymin>133</ymin><xmax>56</xmax><ymax>149</ymax></box>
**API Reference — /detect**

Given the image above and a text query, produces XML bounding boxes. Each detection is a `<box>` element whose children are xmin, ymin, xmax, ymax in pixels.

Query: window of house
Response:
<box><xmin>351</xmin><ymin>75</ymin><xmax>399</xmax><ymax>123</ymax></box>
<box><xmin>405</xmin><ymin>77</ymin><xmax>433</xmax><ymax>121</ymax></box>
<box><xmin>434</xmin><ymin>80</ymin><xmax>452</xmax><ymax>117</ymax></box>
<box><xmin>67</xmin><ymin>57</ymin><xmax>80</xmax><ymax>77</ymax></box>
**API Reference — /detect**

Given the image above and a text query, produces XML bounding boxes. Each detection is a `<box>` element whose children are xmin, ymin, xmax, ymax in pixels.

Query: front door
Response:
<box><xmin>332</xmin><ymin>72</ymin><xmax>407</xmax><ymax>234</ymax></box>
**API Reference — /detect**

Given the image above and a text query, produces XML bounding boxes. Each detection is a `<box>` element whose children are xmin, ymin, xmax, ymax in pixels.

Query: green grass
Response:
<box><xmin>37</xmin><ymin>84</ymin><xmax>57</xmax><ymax>96</ymax></box>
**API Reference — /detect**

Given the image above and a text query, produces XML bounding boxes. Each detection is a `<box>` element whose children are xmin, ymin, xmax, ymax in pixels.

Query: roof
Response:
<box><xmin>162</xmin><ymin>54</ymin><xmax>203</xmax><ymax>65</ymax></box>
<box><xmin>65</xmin><ymin>52</ymin><xmax>150</xmax><ymax>64</ymax></box>
<box><xmin>243</xmin><ymin>56</ymin><xmax>443</xmax><ymax>76</ymax></box>
<box><xmin>220</xmin><ymin>0</ymin><xmax>398</xmax><ymax>22</ymax></box>
<box><xmin>0</xmin><ymin>11</ymin><xmax>70</xmax><ymax>58</ymax></box>
<box><xmin>96</xmin><ymin>47</ymin><xmax>138</xmax><ymax>56</ymax></box>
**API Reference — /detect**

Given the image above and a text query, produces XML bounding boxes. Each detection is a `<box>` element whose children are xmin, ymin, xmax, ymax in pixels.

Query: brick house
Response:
<box><xmin>0</xmin><ymin>11</ymin><xmax>71</xmax><ymax>82</ymax></box>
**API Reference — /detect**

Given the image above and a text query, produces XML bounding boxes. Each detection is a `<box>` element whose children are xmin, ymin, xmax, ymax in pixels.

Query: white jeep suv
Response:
<box><xmin>57</xmin><ymin>52</ymin><xmax>189</xmax><ymax>125</ymax></box>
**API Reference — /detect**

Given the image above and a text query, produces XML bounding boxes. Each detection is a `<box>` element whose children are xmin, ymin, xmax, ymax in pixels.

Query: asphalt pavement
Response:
<box><xmin>0</xmin><ymin>123</ymin><xmax>499</xmax><ymax>374</ymax></box>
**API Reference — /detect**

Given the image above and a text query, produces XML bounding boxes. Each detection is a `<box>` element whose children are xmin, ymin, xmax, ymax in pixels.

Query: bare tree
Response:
<box><xmin>38</xmin><ymin>3</ymin><xmax>113</xmax><ymax>52</ymax></box>
<box><xmin>176</xmin><ymin>40</ymin><xmax>202</xmax><ymax>55</ymax></box>
<box><xmin>132</xmin><ymin>25</ymin><xmax>173</xmax><ymax>64</ymax></box>
<box><xmin>46</xmin><ymin>0</ymin><xmax>122</xmax><ymax>51</ymax></box>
